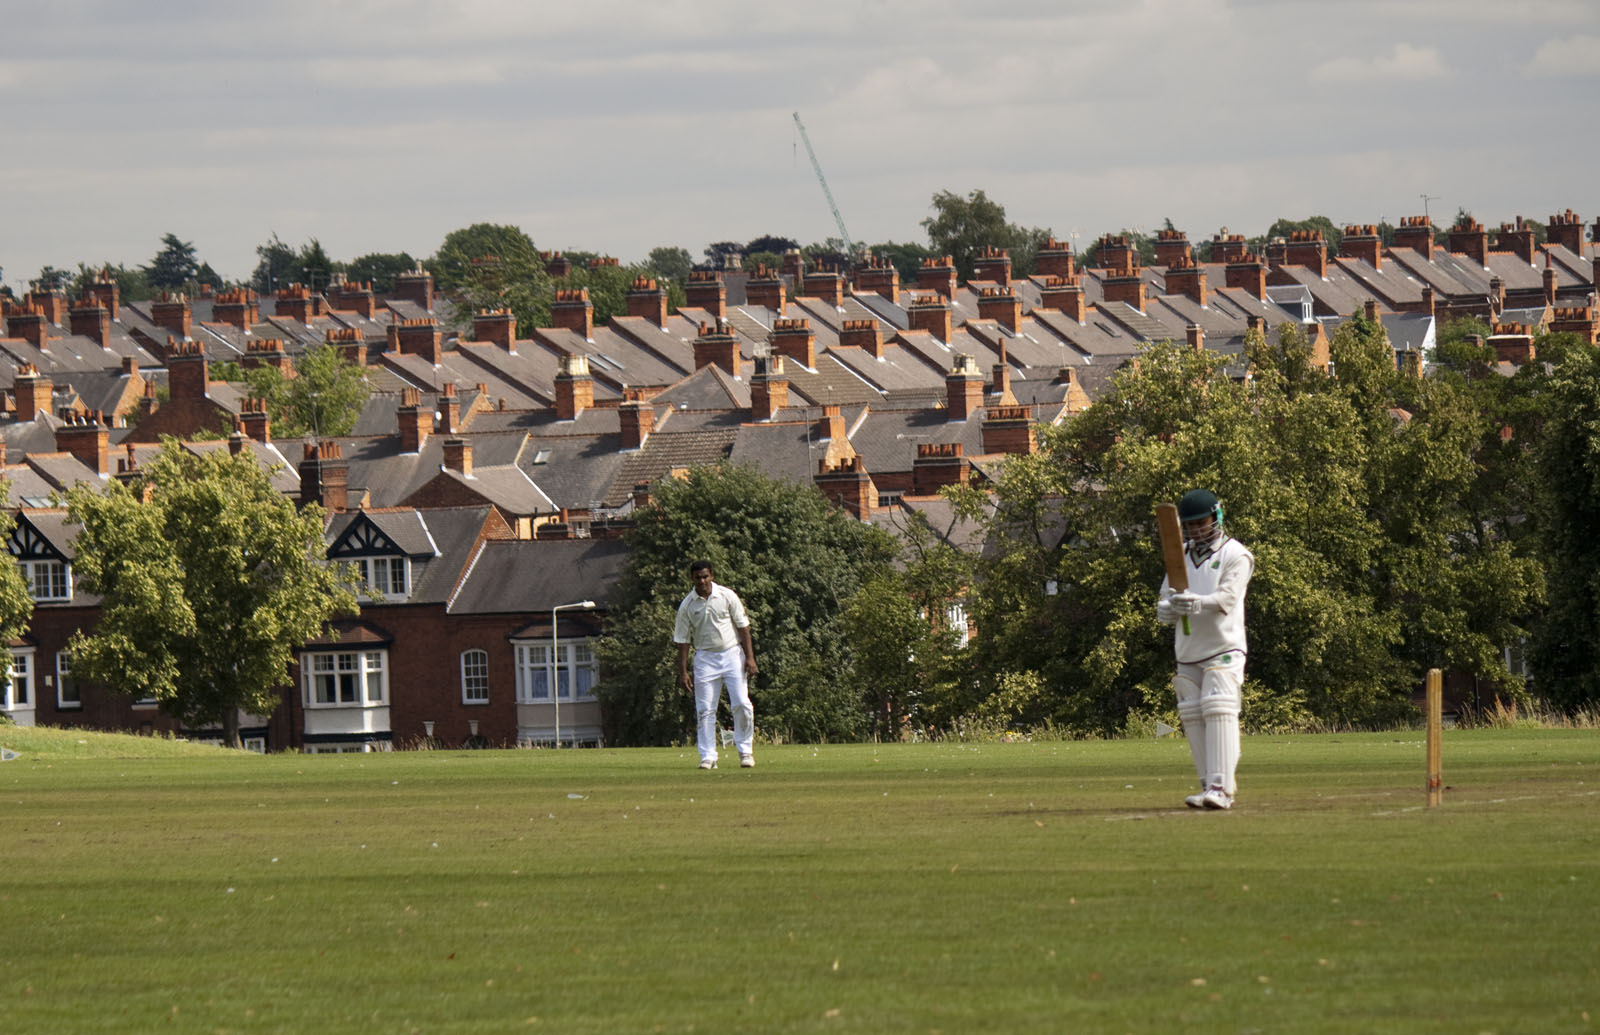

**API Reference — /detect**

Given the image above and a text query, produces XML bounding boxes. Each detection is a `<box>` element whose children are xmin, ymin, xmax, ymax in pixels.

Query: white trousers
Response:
<box><xmin>693</xmin><ymin>646</ymin><xmax>753</xmax><ymax>762</ymax></box>
<box><xmin>1174</xmin><ymin>656</ymin><xmax>1244</xmax><ymax>796</ymax></box>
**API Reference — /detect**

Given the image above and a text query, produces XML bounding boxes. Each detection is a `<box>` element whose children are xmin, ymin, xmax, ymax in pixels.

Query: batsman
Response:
<box><xmin>1155</xmin><ymin>489</ymin><xmax>1255</xmax><ymax>810</ymax></box>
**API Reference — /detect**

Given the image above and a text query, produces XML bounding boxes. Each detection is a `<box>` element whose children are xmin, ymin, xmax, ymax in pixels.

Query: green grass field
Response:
<box><xmin>2</xmin><ymin>727</ymin><xmax>1595</xmax><ymax>1034</ymax></box>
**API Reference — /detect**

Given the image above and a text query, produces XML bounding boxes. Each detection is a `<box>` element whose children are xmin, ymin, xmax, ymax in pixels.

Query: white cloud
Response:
<box><xmin>1526</xmin><ymin>34</ymin><xmax>1600</xmax><ymax>76</ymax></box>
<box><xmin>1309</xmin><ymin>42</ymin><xmax>1447</xmax><ymax>83</ymax></box>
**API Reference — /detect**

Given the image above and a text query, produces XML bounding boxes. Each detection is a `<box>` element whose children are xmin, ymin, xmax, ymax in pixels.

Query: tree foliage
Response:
<box><xmin>841</xmin><ymin>501</ymin><xmax>977</xmax><ymax>738</ymax></box>
<box><xmin>645</xmin><ymin>246</ymin><xmax>693</xmax><ymax>285</ymax></box>
<box><xmin>921</xmin><ymin>189</ymin><xmax>1054</xmax><ymax>280</ymax></box>
<box><xmin>251</xmin><ymin>235</ymin><xmax>340</xmax><ymax>293</ymax></box>
<box><xmin>142</xmin><ymin>233</ymin><xmax>200</xmax><ymax>292</ymax></box>
<box><xmin>431</xmin><ymin>223</ymin><xmax>552</xmax><ymax>336</ymax></box>
<box><xmin>594</xmin><ymin>465</ymin><xmax>898</xmax><ymax>746</ymax></box>
<box><xmin>65</xmin><ymin>443</ymin><xmax>359</xmax><ymax>745</ymax></box>
<box><xmin>344</xmin><ymin>251</ymin><xmax>417</xmax><ymax>293</ymax></box>
<box><xmin>243</xmin><ymin>343</ymin><xmax>371</xmax><ymax>437</ymax></box>
<box><xmin>967</xmin><ymin>317</ymin><xmax>1544</xmax><ymax>734</ymax></box>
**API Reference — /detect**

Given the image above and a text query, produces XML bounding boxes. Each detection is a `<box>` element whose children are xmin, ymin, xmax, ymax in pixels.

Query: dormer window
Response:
<box><xmin>21</xmin><ymin>559</ymin><xmax>70</xmax><ymax>601</ymax></box>
<box><xmin>327</xmin><ymin>513</ymin><xmax>432</xmax><ymax>601</ymax></box>
<box><xmin>355</xmin><ymin>556</ymin><xmax>408</xmax><ymax>597</ymax></box>
<box><xmin>9</xmin><ymin>517</ymin><xmax>73</xmax><ymax>603</ymax></box>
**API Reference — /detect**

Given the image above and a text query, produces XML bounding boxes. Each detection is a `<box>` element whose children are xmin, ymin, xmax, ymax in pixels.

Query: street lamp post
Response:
<box><xmin>551</xmin><ymin>600</ymin><xmax>596</xmax><ymax>747</ymax></box>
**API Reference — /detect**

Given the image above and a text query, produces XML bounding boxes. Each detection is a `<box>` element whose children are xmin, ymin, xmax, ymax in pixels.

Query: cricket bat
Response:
<box><xmin>1155</xmin><ymin>502</ymin><xmax>1190</xmax><ymax>635</ymax></box>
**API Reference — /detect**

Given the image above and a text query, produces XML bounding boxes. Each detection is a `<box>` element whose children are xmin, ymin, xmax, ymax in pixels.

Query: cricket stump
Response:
<box><xmin>1425</xmin><ymin>668</ymin><xmax>1443</xmax><ymax>808</ymax></box>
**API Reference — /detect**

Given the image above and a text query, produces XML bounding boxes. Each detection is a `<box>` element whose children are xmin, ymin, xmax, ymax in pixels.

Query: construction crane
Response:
<box><xmin>792</xmin><ymin>111</ymin><xmax>857</xmax><ymax>261</ymax></box>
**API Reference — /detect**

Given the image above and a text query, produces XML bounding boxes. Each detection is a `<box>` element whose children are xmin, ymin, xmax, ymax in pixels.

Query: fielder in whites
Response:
<box><xmin>674</xmin><ymin>560</ymin><xmax>758</xmax><ymax>769</ymax></box>
<box><xmin>1156</xmin><ymin>489</ymin><xmax>1255</xmax><ymax>810</ymax></box>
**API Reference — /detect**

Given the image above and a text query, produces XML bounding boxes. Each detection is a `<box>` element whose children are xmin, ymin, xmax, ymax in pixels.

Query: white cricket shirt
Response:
<box><xmin>673</xmin><ymin>582</ymin><xmax>750</xmax><ymax>652</ymax></box>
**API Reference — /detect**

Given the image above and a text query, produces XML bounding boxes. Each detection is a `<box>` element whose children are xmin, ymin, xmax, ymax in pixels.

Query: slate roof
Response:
<box><xmin>518</xmin><ymin>431</ymin><xmax>628</xmax><ymax>513</ymax></box>
<box><xmin>849</xmin><ymin>407</ymin><xmax>986</xmax><ymax>475</ymax></box>
<box><xmin>325</xmin><ymin>506</ymin><xmax>500</xmax><ymax>605</ymax></box>
<box><xmin>824</xmin><ymin>344</ymin><xmax>945</xmax><ymax>393</ymax></box>
<box><xmin>1332</xmin><ymin>256</ymin><xmax>1429</xmax><ymax>307</ymax></box>
<box><xmin>603</xmin><ymin>429</ymin><xmax>740</xmax><ymax>507</ymax></box>
<box><xmin>652</xmin><ymin>364</ymin><xmax>750</xmax><ymax>410</ymax></box>
<box><xmin>727</xmin><ymin>422</ymin><xmax>823</xmax><ymax>488</ymax></box>
<box><xmin>448</xmin><ymin>537</ymin><xmax>630</xmax><ymax>614</ymax></box>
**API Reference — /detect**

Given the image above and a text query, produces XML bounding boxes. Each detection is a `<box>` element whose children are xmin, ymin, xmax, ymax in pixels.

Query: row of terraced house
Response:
<box><xmin>1</xmin><ymin>211</ymin><xmax>1597</xmax><ymax>750</ymax></box>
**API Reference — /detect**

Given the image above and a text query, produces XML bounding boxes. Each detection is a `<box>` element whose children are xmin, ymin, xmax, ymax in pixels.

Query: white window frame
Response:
<box><xmin>946</xmin><ymin>602</ymin><xmax>970</xmax><ymax>648</ymax></box>
<box><xmin>355</xmin><ymin>556</ymin><xmax>408</xmax><ymax>598</ymax></box>
<box><xmin>5</xmin><ymin>649</ymin><xmax>33</xmax><ymax>709</ymax></box>
<box><xmin>56</xmin><ymin>651</ymin><xmax>80</xmax><ymax>709</ymax></box>
<box><xmin>461</xmin><ymin>648</ymin><xmax>489</xmax><ymax>705</ymax></box>
<box><xmin>20</xmin><ymin>559</ymin><xmax>70</xmax><ymax>602</ymax></box>
<box><xmin>302</xmin><ymin>650</ymin><xmax>388</xmax><ymax>708</ymax></box>
<box><xmin>514</xmin><ymin>640</ymin><xmax>597</xmax><ymax>703</ymax></box>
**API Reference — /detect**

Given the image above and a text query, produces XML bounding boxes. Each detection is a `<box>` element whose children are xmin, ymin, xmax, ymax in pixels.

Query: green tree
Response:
<box><xmin>864</xmin><ymin>240</ymin><xmax>936</xmax><ymax>287</ymax></box>
<box><xmin>244</xmin><ymin>343</ymin><xmax>371</xmax><ymax>437</ymax></box>
<box><xmin>295</xmin><ymin>239</ymin><xmax>336</xmax><ymax>292</ymax></box>
<box><xmin>646</xmin><ymin>246</ymin><xmax>693</xmax><ymax>285</ymax></box>
<box><xmin>194</xmin><ymin>262</ymin><xmax>224</xmax><ymax>292</ymax></box>
<box><xmin>969</xmin><ymin>315</ymin><xmax>1541</xmax><ymax>734</ymax></box>
<box><xmin>594</xmin><ymin>464</ymin><xmax>898</xmax><ymax>746</ymax></box>
<box><xmin>65</xmin><ymin>442</ymin><xmax>359</xmax><ymax>746</ymax></box>
<box><xmin>34</xmin><ymin>266</ymin><xmax>73</xmax><ymax>292</ymax></box>
<box><xmin>142</xmin><ymin>233</ymin><xmax>200</xmax><ymax>292</ymax></box>
<box><xmin>565</xmin><ymin>260</ymin><xmax>685</xmax><ymax>325</ymax></box>
<box><xmin>431</xmin><ymin>223</ymin><xmax>552</xmax><ymax>336</ymax></box>
<box><xmin>251</xmin><ymin>234</ymin><xmax>299</xmax><ymax>293</ymax></box>
<box><xmin>251</xmin><ymin>235</ymin><xmax>341</xmax><ymax>293</ymax></box>
<box><xmin>921</xmin><ymin>190</ymin><xmax>1054</xmax><ymax>280</ymax></box>
<box><xmin>841</xmin><ymin>501</ymin><xmax>975</xmax><ymax>738</ymax></box>
<box><xmin>1261</xmin><ymin>215</ymin><xmax>1344</xmax><ymax>254</ymax></box>
<box><xmin>72</xmin><ymin>263</ymin><xmax>152</xmax><ymax>303</ymax></box>
<box><xmin>1527</xmin><ymin>339</ymin><xmax>1600</xmax><ymax>711</ymax></box>
<box><xmin>343</xmin><ymin>252</ymin><xmax>417</xmax><ymax>294</ymax></box>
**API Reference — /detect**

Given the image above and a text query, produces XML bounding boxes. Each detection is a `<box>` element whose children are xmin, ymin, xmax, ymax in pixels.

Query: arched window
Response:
<box><xmin>461</xmin><ymin>649</ymin><xmax>489</xmax><ymax>704</ymax></box>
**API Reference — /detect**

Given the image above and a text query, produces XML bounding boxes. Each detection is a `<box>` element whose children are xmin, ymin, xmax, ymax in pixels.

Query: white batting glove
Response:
<box><xmin>1156</xmin><ymin>598</ymin><xmax>1177</xmax><ymax>626</ymax></box>
<box><xmin>1170</xmin><ymin>592</ymin><xmax>1203</xmax><ymax>616</ymax></box>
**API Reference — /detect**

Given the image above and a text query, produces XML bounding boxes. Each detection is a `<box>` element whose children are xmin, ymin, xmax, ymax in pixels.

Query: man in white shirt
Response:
<box><xmin>1156</xmin><ymin>489</ymin><xmax>1255</xmax><ymax>810</ymax></box>
<box><xmin>674</xmin><ymin>560</ymin><xmax>758</xmax><ymax>769</ymax></box>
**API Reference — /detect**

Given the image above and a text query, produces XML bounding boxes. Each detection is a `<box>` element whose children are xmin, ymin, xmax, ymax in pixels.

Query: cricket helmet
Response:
<box><xmin>1177</xmin><ymin>489</ymin><xmax>1224</xmax><ymax>549</ymax></box>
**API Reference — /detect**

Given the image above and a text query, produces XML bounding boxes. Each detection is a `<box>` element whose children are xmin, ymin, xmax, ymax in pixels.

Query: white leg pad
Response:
<box><xmin>1174</xmin><ymin>667</ymin><xmax>1206</xmax><ymax>786</ymax></box>
<box><xmin>1200</xmin><ymin>669</ymin><xmax>1243</xmax><ymax>796</ymax></box>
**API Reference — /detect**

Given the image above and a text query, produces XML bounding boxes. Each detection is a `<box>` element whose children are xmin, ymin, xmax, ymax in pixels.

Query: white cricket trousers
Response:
<box><xmin>694</xmin><ymin>646</ymin><xmax>753</xmax><ymax>763</ymax></box>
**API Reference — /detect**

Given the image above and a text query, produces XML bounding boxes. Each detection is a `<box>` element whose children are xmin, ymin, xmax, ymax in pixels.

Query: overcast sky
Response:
<box><xmin>3</xmin><ymin>0</ymin><xmax>1597</xmax><ymax>292</ymax></box>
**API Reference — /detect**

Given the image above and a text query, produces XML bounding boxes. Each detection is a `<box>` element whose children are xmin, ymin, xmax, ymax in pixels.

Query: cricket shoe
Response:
<box><xmin>739</xmin><ymin>754</ymin><xmax>755</xmax><ymax>768</ymax></box>
<box><xmin>1184</xmin><ymin>787</ymin><xmax>1207</xmax><ymax>809</ymax></box>
<box><xmin>698</xmin><ymin>759</ymin><xmax>717</xmax><ymax>770</ymax></box>
<box><xmin>1200</xmin><ymin>786</ymin><xmax>1234</xmax><ymax>810</ymax></box>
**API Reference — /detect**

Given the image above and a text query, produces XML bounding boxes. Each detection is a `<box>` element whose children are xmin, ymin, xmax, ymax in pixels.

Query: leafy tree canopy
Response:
<box><xmin>251</xmin><ymin>235</ymin><xmax>341</xmax><ymax>294</ymax></box>
<box><xmin>594</xmin><ymin>464</ymin><xmax>898</xmax><ymax>746</ymax></box>
<box><xmin>72</xmin><ymin>263</ymin><xmax>152</xmax><ymax>303</ymax></box>
<box><xmin>243</xmin><ymin>343</ymin><xmax>371</xmax><ymax>438</ymax></box>
<box><xmin>33</xmin><ymin>265</ymin><xmax>73</xmax><ymax>292</ymax></box>
<box><xmin>142</xmin><ymin>233</ymin><xmax>200</xmax><ymax>293</ymax></box>
<box><xmin>65</xmin><ymin>442</ymin><xmax>359</xmax><ymax>745</ymax></box>
<box><xmin>921</xmin><ymin>189</ymin><xmax>1054</xmax><ymax>279</ymax></box>
<box><xmin>701</xmin><ymin>241</ymin><xmax>744</xmax><ymax>270</ymax></box>
<box><xmin>344</xmin><ymin>252</ymin><xmax>417</xmax><ymax>294</ymax></box>
<box><xmin>745</xmin><ymin>235</ymin><xmax>798</xmax><ymax>257</ymax></box>
<box><xmin>646</xmin><ymin>246</ymin><xmax>693</xmax><ymax>285</ymax></box>
<box><xmin>968</xmin><ymin>316</ymin><xmax>1543</xmax><ymax>734</ymax></box>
